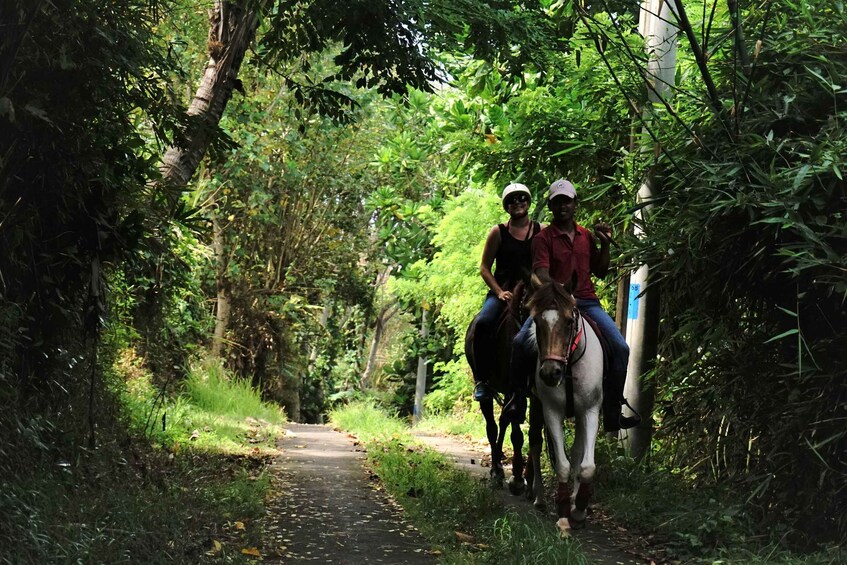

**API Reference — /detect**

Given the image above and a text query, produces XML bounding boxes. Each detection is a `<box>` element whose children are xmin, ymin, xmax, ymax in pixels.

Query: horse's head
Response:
<box><xmin>527</xmin><ymin>280</ymin><xmax>577</xmax><ymax>388</ymax></box>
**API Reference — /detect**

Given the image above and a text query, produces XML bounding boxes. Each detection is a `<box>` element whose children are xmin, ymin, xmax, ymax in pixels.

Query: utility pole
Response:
<box><xmin>622</xmin><ymin>0</ymin><xmax>678</xmax><ymax>458</ymax></box>
<box><xmin>412</xmin><ymin>308</ymin><xmax>429</xmax><ymax>424</ymax></box>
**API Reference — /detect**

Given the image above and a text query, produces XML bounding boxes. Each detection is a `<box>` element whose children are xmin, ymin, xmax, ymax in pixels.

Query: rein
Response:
<box><xmin>540</xmin><ymin>308</ymin><xmax>584</xmax><ymax>369</ymax></box>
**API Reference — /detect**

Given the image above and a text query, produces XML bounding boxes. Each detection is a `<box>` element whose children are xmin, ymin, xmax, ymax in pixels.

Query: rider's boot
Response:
<box><xmin>603</xmin><ymin>372</ymin><xmax>641</xmax><ymax>431</ymax></box>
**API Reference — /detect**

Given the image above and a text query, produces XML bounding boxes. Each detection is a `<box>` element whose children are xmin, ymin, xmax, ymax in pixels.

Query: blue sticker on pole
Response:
<box><xmin>628</xmin><ymin>283</ymin><xmax>641</xmax><ymax>320</ymax></box>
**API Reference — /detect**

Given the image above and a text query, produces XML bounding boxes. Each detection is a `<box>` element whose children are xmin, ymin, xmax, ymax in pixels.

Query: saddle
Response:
<box><xmin>564</xmin><ymin>312</ymin><xmax>619</xmax><ymax>432</ymax></box>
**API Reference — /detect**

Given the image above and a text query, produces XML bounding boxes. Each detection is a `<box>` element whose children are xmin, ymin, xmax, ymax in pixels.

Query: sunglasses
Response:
<box><xmin>505</xmin><ymin>194</ymin><xmax>530</xmax><ymax>205</ymax></box>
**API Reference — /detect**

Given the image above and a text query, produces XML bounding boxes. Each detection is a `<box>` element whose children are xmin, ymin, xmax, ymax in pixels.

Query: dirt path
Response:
<box><xmin>261</xmin><ymin>423</ymin><xmax>650</xmax><ymax>564</ymax></box>
<box><xmin>260</xmin><ymin>423</ymin><xmax>436</xmax><ymax>563</ymax></box>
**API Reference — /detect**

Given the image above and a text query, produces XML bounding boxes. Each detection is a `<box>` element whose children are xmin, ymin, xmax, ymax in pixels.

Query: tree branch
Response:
<box><xmin>666</xmin><ymin>0</ymin><xmax>724</xmax><ymax>118</ymax></box>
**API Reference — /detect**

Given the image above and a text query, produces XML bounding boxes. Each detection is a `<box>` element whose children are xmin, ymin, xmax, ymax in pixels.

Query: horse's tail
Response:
<box><xmin>464</xmin><ymin>315</ymin><xmax>478</xmax><ymax>377</ymax></box>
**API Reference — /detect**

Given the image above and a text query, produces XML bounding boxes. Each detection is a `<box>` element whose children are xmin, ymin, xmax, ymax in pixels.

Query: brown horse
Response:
<box><xmin>464</xmin><ymin>283</ymin><xmax>527</xmax><ymax>486</ymax></box>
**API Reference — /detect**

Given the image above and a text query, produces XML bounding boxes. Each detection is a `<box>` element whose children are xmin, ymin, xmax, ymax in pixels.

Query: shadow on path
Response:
<box><xmin>261</xmin><ymin>423</ymin><xmax>436</xmax><ymax>564</ymax></box>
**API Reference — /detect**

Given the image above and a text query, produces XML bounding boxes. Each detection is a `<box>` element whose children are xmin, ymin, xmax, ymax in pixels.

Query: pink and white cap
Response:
<box><xmin>548</xmin><ymin>179</ymin><xmax>576</xmax><ymax>200</ymax></box>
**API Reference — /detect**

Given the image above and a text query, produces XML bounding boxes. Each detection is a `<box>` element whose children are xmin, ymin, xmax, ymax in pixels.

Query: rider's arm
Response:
<box><xmin>534</xmin><ymin>267</ymin><xmax>553</xmax><ymax>284</ymax></box>
<box><xmin>531</xmin><ymin>231</ymin><xmax>553</xmax><ymax>285</ymax></box>
<box><xmin>480</xmin><ymin>225</ymin><xmax>510</xmax><ymax>300</ymax></box>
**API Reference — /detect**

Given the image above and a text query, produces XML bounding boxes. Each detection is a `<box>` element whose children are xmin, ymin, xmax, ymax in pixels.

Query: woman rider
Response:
<box><xmin>472</xmin><ymin>183</ymin><xmax>542</xmax><ymax>401</ymax></box>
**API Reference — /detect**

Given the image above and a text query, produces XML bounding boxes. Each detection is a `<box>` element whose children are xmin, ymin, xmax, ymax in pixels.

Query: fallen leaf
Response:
<box><xmin>241</xmin><ymin>547</ymin><xmax>261</xmax><ymax>557</ymax></box>
<box><xmin>205</xmin><ymin>539</ymin><xmax>223</xmax><ymax>556</ymax></box>
<box><xmin>454</xmin><ymin>531</ymin><xmax>474</xmax><ymax>543</ymax></box>
<box><xmin>234</xmin><ymin>521</ymin><xmax>245</xmax><ymax>531</ymax></box>
<box><xmin>189</xmin><ymin>430</ymin><xmax>200</xmax><ymax>441</ymax></box>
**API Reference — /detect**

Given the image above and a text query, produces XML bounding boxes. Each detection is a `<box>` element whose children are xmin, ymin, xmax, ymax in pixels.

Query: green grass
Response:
<box><xmin>414</xmin><ymin>409</ymin><xmax>487</xmax><ymax>438</ymax></box>
<box><xmin>1</xmin><ymin>353</ymin><xmax>286</xmax><ymax>564</ymax></box>
<box><xmin>121</xmin><ymin>354</ymin><xmax>285</xmax><ymax>456</ymax></box>
<box><xmin>420</xmin><ymin>411</ymin><xmax>844</xmax><ymax>564</ymax></box>
<box><xmin>328</xmin><ymin>398</ymin><xmax>408</xmax><ymax>441</ymax></box>
<box><xmin>330</xmin><ymin>401</ymin><xmax>587</xmax><ymax>564</ymax></box>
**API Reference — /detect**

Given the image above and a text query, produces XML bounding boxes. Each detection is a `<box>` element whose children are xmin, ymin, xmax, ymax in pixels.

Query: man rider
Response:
<box><xmin>506</xmin><ymin>179</ymin><xmax>640</xmax><ymax>431</ymax></box>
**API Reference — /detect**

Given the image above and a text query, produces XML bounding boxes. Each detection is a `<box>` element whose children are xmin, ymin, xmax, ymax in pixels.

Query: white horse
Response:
<box><xmin>525</xmin><ymin>281</ymin><xmax>604</xmax><ymax>535</ymax></box>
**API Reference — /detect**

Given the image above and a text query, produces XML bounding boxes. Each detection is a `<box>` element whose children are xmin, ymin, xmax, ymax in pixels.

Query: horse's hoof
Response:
<box><xmin>507</xmin><ymin>476</ymin><xmax>526</xmax><ymax>496</ymax></box>
<box><xmin>569</xmin><ymin>518</ymin><xmax>586</xmax><ymax>530</ymax></box>
<box><xmin>556</xmin><ymin>518</ymin><xmax>571</xmax><ymax>538</ymax></box>
<box><xmin>489</xmin><ymin>468</ymin><xmax>505</xmax><ymax>489</ymax></box>
<box><xmin>533</xmin><ymin>500</ymin><xmax>546</xmax><ymax>511</ymax></box>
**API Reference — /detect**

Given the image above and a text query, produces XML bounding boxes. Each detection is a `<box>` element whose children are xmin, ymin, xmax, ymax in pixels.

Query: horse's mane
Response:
<box><xmin>526</xmin><ymin>281</ymin><xmax>576</xmax><ymax>317</ymax></box>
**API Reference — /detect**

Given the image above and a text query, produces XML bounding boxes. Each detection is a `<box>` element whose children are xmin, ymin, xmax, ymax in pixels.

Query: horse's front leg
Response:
<box><xmin>540</xmin><ymin>388</ymin><xmax>572</xmax><ymax>526</ymax></box>
<box><xmin>507</xmin><ymin>413</ymin><xmax>525</xmax><ymax>495</ymax></box>
<box><xmin>479</xmin><ymin>399</ymin><xmax>504</xmax><ymax>486</ymax></box>
<box><xmin>525</xmin><ymin>393</ymin><xmax>545</xmax><ymax>506</ymax></box>
<box><xmin>570</xmin><ymin>402</ymin><xmax>601</xmax><ymax>527</ymax></box>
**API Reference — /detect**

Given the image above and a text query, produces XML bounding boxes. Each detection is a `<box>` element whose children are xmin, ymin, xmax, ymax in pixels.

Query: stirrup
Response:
<box><xmin>473</xmin><ymin>381</ymin><xmax>493</xmax><ymax>401</ymax></box>
<box><xmin>619</xmin><ymin>398</ymin><xmax>642</xmax><ymax>429</ymax></box>
<box><xmin>502</xmin><ymin>393</ymin><xmax>526</xmax><ymax>422</ymax></box>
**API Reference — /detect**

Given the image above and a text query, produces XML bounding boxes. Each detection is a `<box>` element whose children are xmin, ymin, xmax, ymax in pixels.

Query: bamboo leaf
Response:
<box><xmin>764</xmin><ymin>328</ymin><xmax>799</xmax><ymax>344</ymax></box>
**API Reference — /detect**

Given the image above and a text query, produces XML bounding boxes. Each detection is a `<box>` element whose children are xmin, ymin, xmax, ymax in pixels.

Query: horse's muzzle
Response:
<box><xmin>539</xmin><ymin>359</ymin><xmax>565</xmax><ymax>387</ymax></box>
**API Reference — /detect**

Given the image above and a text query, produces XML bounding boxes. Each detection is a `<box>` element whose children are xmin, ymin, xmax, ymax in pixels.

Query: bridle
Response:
<box><xmin>539</xmin><ymin>307</ymin><xmax>585</xmax><ymax>370</ymax></box>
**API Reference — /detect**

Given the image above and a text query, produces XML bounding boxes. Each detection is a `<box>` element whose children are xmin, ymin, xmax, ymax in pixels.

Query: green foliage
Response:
<box><xmin>0</xmin><ymin>351</ymin><xmax>283</xmax><ymax>563</ymax></box>
<box><xmin>585</xmin><ymin>0</ymin><xmax>847</xmax><ymax>543</ymax></box>
<box><xmin>597</xmin><ymin>445</ymin><xmax>846</xmax><ymax>564</ymax></box>
<box><xmin>260</xmin><ymin>0</ymin><xmax>562</xmax><ymax>98</ymax></box>
<box><xmin>194</xmin><ymin>52</ymin><xmax>388</xmax><ymax>413</ymax></box>
<box><xmin>0</xmin><ymin>0</ymin><xmax>180</xmax><ymax>420</ymax></box>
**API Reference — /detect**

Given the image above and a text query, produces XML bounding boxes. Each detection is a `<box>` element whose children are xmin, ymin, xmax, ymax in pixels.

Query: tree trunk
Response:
<box><xmin>159</xmin><ymin>1</ymin><xmax>264</xmax><ymax>189</ymax></box>
<box><xmin>620</xmin><ymin>0</ymin><xmax>678</xmax><ymax>458</ymax></box>
<box><xmin>361</xmin><ymin>302</ymin><xmax>398</xmax><ymax>390</ymax></box>
<box><xmin>412</xmin><ymin>308</ymin><xmax>428</xmax><ymax>425</ymax></box>
<box><xmin>211</xmin><ymin>213</ymin><xmax>230</xmax><ymax>357</ymax></box>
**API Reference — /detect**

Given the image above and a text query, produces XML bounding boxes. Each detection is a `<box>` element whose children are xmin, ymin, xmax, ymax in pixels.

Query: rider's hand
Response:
<box><xmin>594</xmin><ymin>221</ymin><xmax>612</xmax><ymax>244</ymax></box>
<box><xmin>497</xmin><ymin>290</ymin><xmax>513</xmax><ymax>301</ymax></box>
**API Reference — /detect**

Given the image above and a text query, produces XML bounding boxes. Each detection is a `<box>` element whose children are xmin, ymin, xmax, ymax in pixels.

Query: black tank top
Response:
<box><xmin>493</xmin><ymin>221</ymin><xmax>540</xmax><ymax>290</ymax></box>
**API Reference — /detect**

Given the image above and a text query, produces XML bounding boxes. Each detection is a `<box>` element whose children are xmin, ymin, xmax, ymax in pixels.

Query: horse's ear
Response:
<box><xmin>531</xmin><ymin>272</ymin><xmax>544</xmax><ymax>289</ymax></box>
<box><xmin>563</xmin><ymin>271</ymin><xmax>578</xmax><ymax>293</ymax></box>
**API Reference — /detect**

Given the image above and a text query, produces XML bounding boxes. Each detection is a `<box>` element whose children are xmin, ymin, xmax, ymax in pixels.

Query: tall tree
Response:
<box><xmin>158</xmin><ymin>0</ymin><xmax>561</xmax><ymax>192</ymax></box>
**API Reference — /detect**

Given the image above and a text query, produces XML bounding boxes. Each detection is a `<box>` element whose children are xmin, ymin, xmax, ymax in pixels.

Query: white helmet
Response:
<box><xmin>501</xmin><ymin>183</ymin><xmax>531</xmax><ymax>210</ymax></box>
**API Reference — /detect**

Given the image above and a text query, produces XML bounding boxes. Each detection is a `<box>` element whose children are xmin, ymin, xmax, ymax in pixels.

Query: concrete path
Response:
<box><xmin>260</xmin><ymin>423</ymin><xmax>436</xmax><ymax>564</ymax></box>
<box><xmin>261</xmin><ymin>423</ymin><xmax>655</xmax><ymax>564</ymax></box>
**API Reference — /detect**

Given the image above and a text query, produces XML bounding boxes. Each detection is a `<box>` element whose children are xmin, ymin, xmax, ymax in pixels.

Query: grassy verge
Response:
<box><xmin>595</xmin><ymin>440</ymin><xmax>845</xmax><ymax>565</ymax></box>
<box><xmin>2</xmin><ymin>354</ymin><xmax>285</xmax><ymax>564</ymax></box>
<box><xmin>330</xmin><ymin>401</ymin><xmax>586</xmax><ymax>564</ymax></box>
<box><xmin>418</xmin><ymin>410</ymin><xmax>844</xmax><ymax>564</ymax></box>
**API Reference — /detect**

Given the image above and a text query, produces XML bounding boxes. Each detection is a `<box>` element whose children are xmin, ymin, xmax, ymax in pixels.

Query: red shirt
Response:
<box><xmin>532</xmin><ymin>223</ymin><xmax>599</xmax><ymax>300</ymax></box>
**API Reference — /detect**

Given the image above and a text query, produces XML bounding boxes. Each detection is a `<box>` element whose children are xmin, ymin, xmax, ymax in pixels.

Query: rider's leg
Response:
<box><xmin>504</xmin><ymin>317</ymin><xmax>536</xmax><ymax>422</ymax></box>
<box><xmin>576</xmin><ymin>299</ymin><xmax>640</xmax><ymax>430</ymax></box>
<box><xmin>473</xmin><ymin>293</ymin><xmax>505</xmax><ymax>400</ymax></box>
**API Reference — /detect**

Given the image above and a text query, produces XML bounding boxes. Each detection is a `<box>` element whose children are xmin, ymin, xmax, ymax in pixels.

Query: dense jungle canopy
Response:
<box><xmin>1</xmin><ymin>0</ymin><xmax>845</xmax><ymax>560</ymax></box>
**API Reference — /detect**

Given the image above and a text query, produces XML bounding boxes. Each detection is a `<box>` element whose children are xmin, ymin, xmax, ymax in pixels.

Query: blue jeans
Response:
<box><xmin>472</xmin><ymin>292</ymin><xmax>506</xmax><ymax>382</ymax></box>
<box><xmin>509</xmin><ymin>299</ymin><xmax>629</xmax><ymax>391</ymax></box>
<box><xmin>575</xmin><ymin>299</ymin><xmax>629</xmax><ymax>378</ymax></box>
